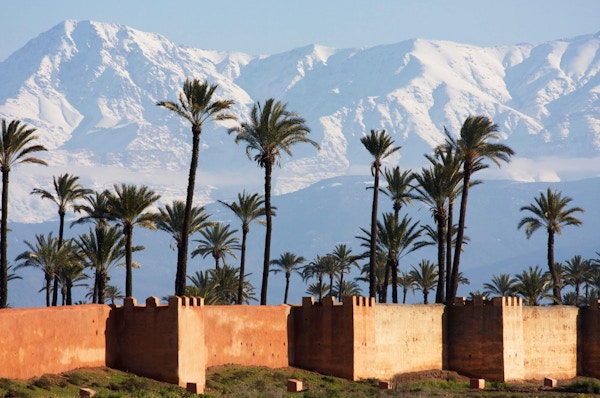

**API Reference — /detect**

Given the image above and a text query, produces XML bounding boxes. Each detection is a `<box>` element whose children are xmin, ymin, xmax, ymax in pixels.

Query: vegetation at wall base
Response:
<box><xmin>2</xmin><ymin>366</ymin><xmax>600</xmax><ymax>397</ymax></box>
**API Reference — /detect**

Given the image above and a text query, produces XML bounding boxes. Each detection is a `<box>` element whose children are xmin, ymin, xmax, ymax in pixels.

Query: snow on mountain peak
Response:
<box><xmin>0</xmin><ymin>20</ymin><xmax>600</xmax><ymax>222</ymax></box>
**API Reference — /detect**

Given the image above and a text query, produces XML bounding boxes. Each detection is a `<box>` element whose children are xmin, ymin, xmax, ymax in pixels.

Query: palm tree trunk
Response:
<box><xmin>435</xmin><ymin>212</ymin><xmax>446</xmax><ymax>303</ymax></box>
<box><xmin>451</xmin><ymin>165</ymin><xmax>471</xmax><ymax>301</ymax></box>
<box><xmin>260</xmin><ymin>161</ymin><xmax>273</xmax><ymax>305</ymax></box>
<box><xmin>547</xmin><ymin>229</ymin><xmax>562</xmax><ymax>304</ymax></box>
<box><xmin>237</xmin><ymin>229</ymin><xmax>247</xmax><ymax>304</ymax></box>
<box><xmin>284</xmin><ymin>276</ymin><xmax>290</xmax><ymax>304</ymax></box>
<box><xmin>391</xmin><ymin>260</ymin><xmax>398</xmax><ymax>303</ymax></box>
<box><xmin>93</xmin><ymin>271</ymin><xmax>99</xmax><ymax>304</ymax></box>
<box><xmin>369</xmin><ymin>165</ymin><xmax>380</xmax><ymax>299</ymax></box>
<box><xmin>381</xmin><ymin>258</ymin><xmax>390</xmax><ymax>303</ymax></box>
<box><xmin>125</xmin><ymin>223</ymin><xmax>133</xmax><ymax>298</ymax></box>
<box><xmin>445</xmin><ymin>201</ymin><xmax>453</xmax><ymax>302</ymax></box>
<box><xmin>176</xmin><ymin>128</ymin><xmax>201</xmax><ymax>296</ymax></box>
<box><xmin>99</xmin><ymin>273</ymin><xmax>107</xmax><ymax>304</ymax></box>
<box><xmin>423</xmin><ymin>289</ymin><xmax>429</xmax><ymax>304</ymax></box>
<box><xmin>52</xmin><ymin>275</ymin><xmax>59</xmax><ymax>306</ymax></box>
<box><xmin>45</xmin><ymin>275</ymin><xmax>52</xmax><ymax>307</ymax></box>
<box><xmin>0</xmin><ymin>169</ymin><xmax>8</xmax><ymax>308</ymax></box>
<box><xmin>329</xmin><ymin>274</ymin><xmax>334</xmax><ymax>297</ymax></box>
<box><xmin>402</xmin><ymin>288</ymin><xmax>407</xmax><ymax>304</ymax></box>
<box><xmin>66</xmin><ymin>278</ymin><xmax>73</xmax><ymax>305</ymax></box>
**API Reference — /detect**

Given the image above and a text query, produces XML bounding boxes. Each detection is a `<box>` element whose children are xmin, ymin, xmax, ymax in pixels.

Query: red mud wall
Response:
<box><xmin>0</xmin><ymin>304</ymin><xmax>111</xmax><ymax>380</ymax></box>
<box><xmin>203</xmin><ymin>304</ymin><xmax>291</xmax><ymax>368</ymax></box>
<box><xmin>582</xmin><ymin>304</ymin><xmax>600</xmax><ymax>378</ymax></box>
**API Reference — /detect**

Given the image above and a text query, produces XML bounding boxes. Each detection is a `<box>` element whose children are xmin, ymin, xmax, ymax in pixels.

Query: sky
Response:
<box><xmin>2</xmin><ymin>0</ymin><xmax>600</xmax><ymax>62</ymax></box>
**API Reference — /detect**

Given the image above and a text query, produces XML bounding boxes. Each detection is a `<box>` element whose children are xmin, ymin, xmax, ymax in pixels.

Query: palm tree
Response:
<box><xmin>104</xmin><ymin>285</ymin><xmax>125</xmax><ymax>305</ymax></box>
<box><xmin>104</xmin><ymin>184</ymin><xmax>160</xmax><ymax>297</ymax></box>
<box><xmin>0</xmin><ymin>119</ymin><xmax>48</xmax><ymax>308</ymax></box>
<box><xmin>382</xmin><ymin>166</ymin><xmax>414</xmax><ymax>218</ymax></box>
<box><xmin>76</xmin><ymin>225</ymin><xmax>126</xmax><ymax>304</ymax></box>
<box><xmin>72</xmin><ymin>191</ymin><xmax>110</xmax><ymax>227</ymax></box>
<box><xmin>514</xmin><ymin>265</ymin><xmax>552</xmax><ymax>306</ymax></box>
<box><xmin>192</xmin><ymin>222</ymin><xmax>240</xmax><ymax>270</ymax></box>
<box><xmin>333</xmin><ymin>280</ymin><xmax>362</xmax><ymax>299</ymax></box>
<box><xmin>229</xmin><ymin>98</ymin><xmax>319</xmax><ymax>305</ymax></box>
<box><xmin>329</xmin><ymin>244</ymin><xmax>360</xmax><ymax>292</ymax></box>
<box><xmin>15</xmin><ymin>233</ymin><xmax>64</xmax><ymax>307</ymax></box>
<box><xmin>483</xmin><ymin>273</ymin><xmax>517</xmax><ymax>298</ymax></box>
<box><xmin>219</xmin><ymin>191</ymin><xmax>267</xmax><ymax>304</ymax></box>
<box><xmin>155</xmin><ymin>200</ymin><xmax>213</xmax><ymax>251</ymax></box>
<box><xmin>376</xmin><ymin>213</ymin><xmax>421</xmax><ymax>303</ymax></box>
<box><xmin>306</xmin><ymin>282</ymin><xmax>330</xmax><ymax>301</ymax></box>
<box><xmin>563</xmin><ymin>255</ymin><xmax>591</xmax><ymax>306</ymax></box>
<box><xmin>187</xmin><ymin>265</ymin><xmax>255</xmax><ymax>305</ymax></box>
<box><xmin>31</xmin><ymin>174</ymin><xmax>91</xmax><ymax>306</ymax></box>
<box><xmin>270</xmin><ymin>251</ymin><xmax>306</xmax><ymax>304</ymax></box>
<box><xmin>302</xmin><ymin>255</ymin><xmax>328</xmax><ymax>302</ymax></box>
<box><xmin>157</xmin><ymin>78</ymin><xmax>236</xmax><ymax>297</ymax></box>
<box><xmin>397</xmin><ymin>271</ymin><xmax>415</xmax><ymax>304</ymax></box>
<box><xmin>57</xmin><ymin>242</ymin><xmax>87</xmax><ymax>305</ymax></box>
<box><xmin>445</xmin><ymin>116</ymin><xmax>514</xmax><ymax>302</ymax></box>
<box><xmin>518</xmin><ymin>188</ymin><xmax>583</xmax><ymax>304</ymax></box>
<box><xmin>409</xmin><ymin>260</ymin><xmax>438</xmax><ymax>304</ymax></box>
<box><xmin>361</xmin><ymin>129</ymin><xmax>400</xmax><ymax>299</ymax></box>
<box><xmin>356</xmin><ymin>251</ymin><xmax>388</xmax><ymax>303</ymax></box>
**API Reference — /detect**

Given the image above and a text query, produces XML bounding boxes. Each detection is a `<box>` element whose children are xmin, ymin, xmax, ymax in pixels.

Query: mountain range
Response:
<box><xmin>1</xmin><ymin>20</ymin><xmax>599</xmax><ymax>307</ymax></box>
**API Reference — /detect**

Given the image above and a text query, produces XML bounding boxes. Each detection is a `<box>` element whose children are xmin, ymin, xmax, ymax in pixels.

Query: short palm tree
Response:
<box><xmin>32</xmin><ymin>173</ymin><xmax>91</xmax><ymax>305</ymax></box>
<box><xmin>76</xmin><ymin>225</ymin><xmax>126</xmax><ymax>304</ymax></box>
<box><xmin>104</xmin><ymin>184</ymin><xmax>160</xmax><ymax>297</ymax></box>
<box><xmin>229</xmin><ymin>98</ymin><xmax>319</xmax><ymax>305</ymax></box>
<box><xmin>563</xmin><ymin>255</ymin><xmax>591</xmax><ymax>306</ymax></box>
<box><xmin>514</xmin><ymin>265</ymin><xmax>552</xmax><ymax>306</ymax></box>
<box><xmin>482</xmin><ymin>273</ymin><xmax>517</xmax><ymax>298</ymax></box>
<box><xmin>302</xmin><ymin>255</ymin><xmax>328</xmax><ymax>302</ymax></box>
<box><xmin>333</xmin><ymin>280</ymin><xmax>362</xmax><ymax>299</ymax></box>
<box><xmin>361</xmin><ymin>129</ymin><xmax>400</xmax><ymax>299</ymax></box>
<box><xmin>192</xmin><ymin>222</ymin><xmax>240</xmax><ymax>270</ymax></box>
<box><xmin>155</xmin><ymin>200</ymin><xmax>213</xmax><ymax>250</ymax></box>
<box><xmin>270</xmin><ymin>251</ymin><xmax>306</xmax><ymax>304</ymax></box>
<box><xmin>445</xmin><ymin>116</ymin><xmax>514</xmax><ymax>302</ymax></box>
<box><xmin>219</xmin><ymin>191</ymin><xmax>267</xmax><ymax>304</ymax></box>
<box><xmin>72</xmin><ymin>191</ymin><xmax>110</xmax><ymax>227</ymax></box>
<box><xmin>329</xmin><ymin>244</ymin><xmax>360</xmax><ymax>292</ymax></box>
<box><xmin>157</xmin><ymin>78</ymin><xmax>236</xmax><ymax>297</ymax></box>
<box><xmin>0</xmin><ymin>119</ymin><xmax>48</xmax><ymax>308</ymax></box>
<box><xmin>397</xmin><ymin>271</ymin><xmax>415</xmax><ymax>304</ymax></box>
<box><xmin>15</xmin><ymin>233</ymin><xmax>64</xmax><ymax>307</ymax></box>
<box><xmin>518</xmin><ymin>188</ymin><xmax>583</xmax><ymax>304</ymax></box>
<box><xmin>409</xmin><ymin>259</ymin><xmax>438</xmax><ymax>304</ymax></box>
<box><xmin>57</xmin><ymin>241</ymin><xmax>87</xmax><ymax>305</ymax></box>
<box><xmin>104</xmin><ymin>285</ymin><xmax>125</xmax><ymax>305</ymax></box>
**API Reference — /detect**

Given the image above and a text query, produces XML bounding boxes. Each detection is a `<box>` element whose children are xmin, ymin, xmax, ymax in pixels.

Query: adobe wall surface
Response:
<box><xmin>581</xmin><ymin>305</ymin><xmax>600</xmax><ymax>377</ymax></box>
<box><xmin>203</xmin><ymin>304</ymin><xmax>291</xmax><ymax>368</ymax></box>
<box><xmin>360</xmin><ymin>303</ymin><xmax>445</xmax><ymax>380</ymax></box>
<box><xmin>292</xmin><ymin>297</ymin><xmax>355</xmax><ymax>380</ymax></box>
<box><xmin>0</xmin><ymin>304</ymin><xmax>111</xmax><ymax>380</ymax></box>
<box><xmin>522</xmin><ymin>306</ymin><xmax>578</xmax><ymax>380</ymax></box>
<box><xmin>500</xmin><ymin>297</ymin><xmax>525</xmax><ymax>381</ymax></box>
<box><xmin>447</xmin><ymin>298</ymin><xmax>508</xmax><ymax>381</ymax></box>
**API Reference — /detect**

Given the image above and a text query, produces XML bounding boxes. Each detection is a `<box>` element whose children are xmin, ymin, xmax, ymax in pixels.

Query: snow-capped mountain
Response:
<box><xmin>2</xmin><ymin>20</ymin><xmax>600</xmax><ymax>307</ymax></box>
<box><xmin>1</xmin><ymin>20</ymin><xmax>599</xmax><ymax>223</ymax></box>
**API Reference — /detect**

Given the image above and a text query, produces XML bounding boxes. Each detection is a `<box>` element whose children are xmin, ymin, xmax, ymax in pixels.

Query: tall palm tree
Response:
<box><xmin>0</xmin><ymin>119</ymin><xmax>48</xmax><ymax>308</ymax></box>
<box><xmin>229</xmin><ymin>98</ymin><xmax>319</xmax><ymax>305</ymax></box>
<box><xmin>409</xmin><ymin>259</ymin><xmax>438</xmax><ymax>304</ymax></box>
<box><xmin>361</xmin><ymin>129</ymin><xmax>400</xmax><ymax>299</ymax></box>
<box><xmin>219</xmin><ymin>191</ymin><xmax>267</xmax><ymax>304</ymax></box>
<box><xmin>104</xmin><ymin>184</ymin><xmax>160</xmax><ymax>297</ymax></box>
<box><xmin>192</xmin><ymin>222</ymin><xmax>240</xmax><ymax>270</ymax></box>
<box><xmin>445</xmin><ymin>116</ymin><xmax>514</xmax><ymax>302</ymax></box>
<box><xmin>483</xmin><ymin>273</ymin><xmax>517</xmax><ymax>298</ymax></box>
<box><xmin>382</xmin><ymin>166</ymin><xmax>414</xmax><ymax>218</ymax></box>
<box><xmin>518</xmin><ymin>188</ymin><xmax>583</xmax><ymax>304</ymax></box>
<box><xmin>563</xmin><ymin>255</ymin><xmax>591</xmax><ymax>306</ymax></box>
<box><xmin>76</xmin><ymin>225</ymin><xmax>126</xmax><ymax>304</ymax></box>
<box><xmin>31</xmin><ymin>174</ymin><xmax>91</xmax><ymax>305</ymax></box>
<box><xmin>15</xmin><ymin>233</ymin><xmax>64</xmax><ymax>307</ymax></box>
<box><xmin>270</xmin><ymin>251</ymin><xmax>306</xmax><ymax>304</ymax></box>
<box><xmin>157</xmin><ymin>78</ymin><xmax>236</xmax><ymax>297</ymax></box>
<box><xmin>155</xmin><ymin>200</ymin><xmax>213</xmax><ymax>250</ymax></box>
<box><xmin>514</xmin><ymin>265</ymin><xmax>552</xmax><ymax>306</ymax></box>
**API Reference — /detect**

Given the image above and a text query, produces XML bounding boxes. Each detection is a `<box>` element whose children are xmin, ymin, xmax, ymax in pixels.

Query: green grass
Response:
<box><xmin>1</xmin><ymin>366</ymin><xmax>599</xmax><ymax>397</ymax></box>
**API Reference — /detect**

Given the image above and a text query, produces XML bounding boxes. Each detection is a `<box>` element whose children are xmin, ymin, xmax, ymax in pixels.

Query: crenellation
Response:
<box><xmin>145</xmin><ymin>296</ymin><xmax>160</xmax><ymax>308</ymax></box>
<box><xmin>123</xmin><ymin>296</ymin><xmax>137</xmax><ymax>310</ymax></box>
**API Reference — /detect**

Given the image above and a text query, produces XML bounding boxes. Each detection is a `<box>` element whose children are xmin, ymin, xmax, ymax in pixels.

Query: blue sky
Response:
<box><xmin>2</xmin><ymin>0</ymin><xmax>600</xmax><ymax>61</ymax></box>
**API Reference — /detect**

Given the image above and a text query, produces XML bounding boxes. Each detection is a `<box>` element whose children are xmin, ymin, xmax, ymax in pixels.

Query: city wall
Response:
<box><xmin>2</xmin><ymin>296</ymin><xmax>600</xmax><ymax>393</ymax></box>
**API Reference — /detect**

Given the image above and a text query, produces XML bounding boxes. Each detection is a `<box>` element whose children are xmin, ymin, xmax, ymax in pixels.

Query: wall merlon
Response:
<box><xmin>345</xmin><ymin>296</ymin><xmax>375</xmax><ymax>307</ymax></box>
<box><xmin>123</xmin><ymin>296</ymin><xmax>137</xmax><ymax>310</ymax></box>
